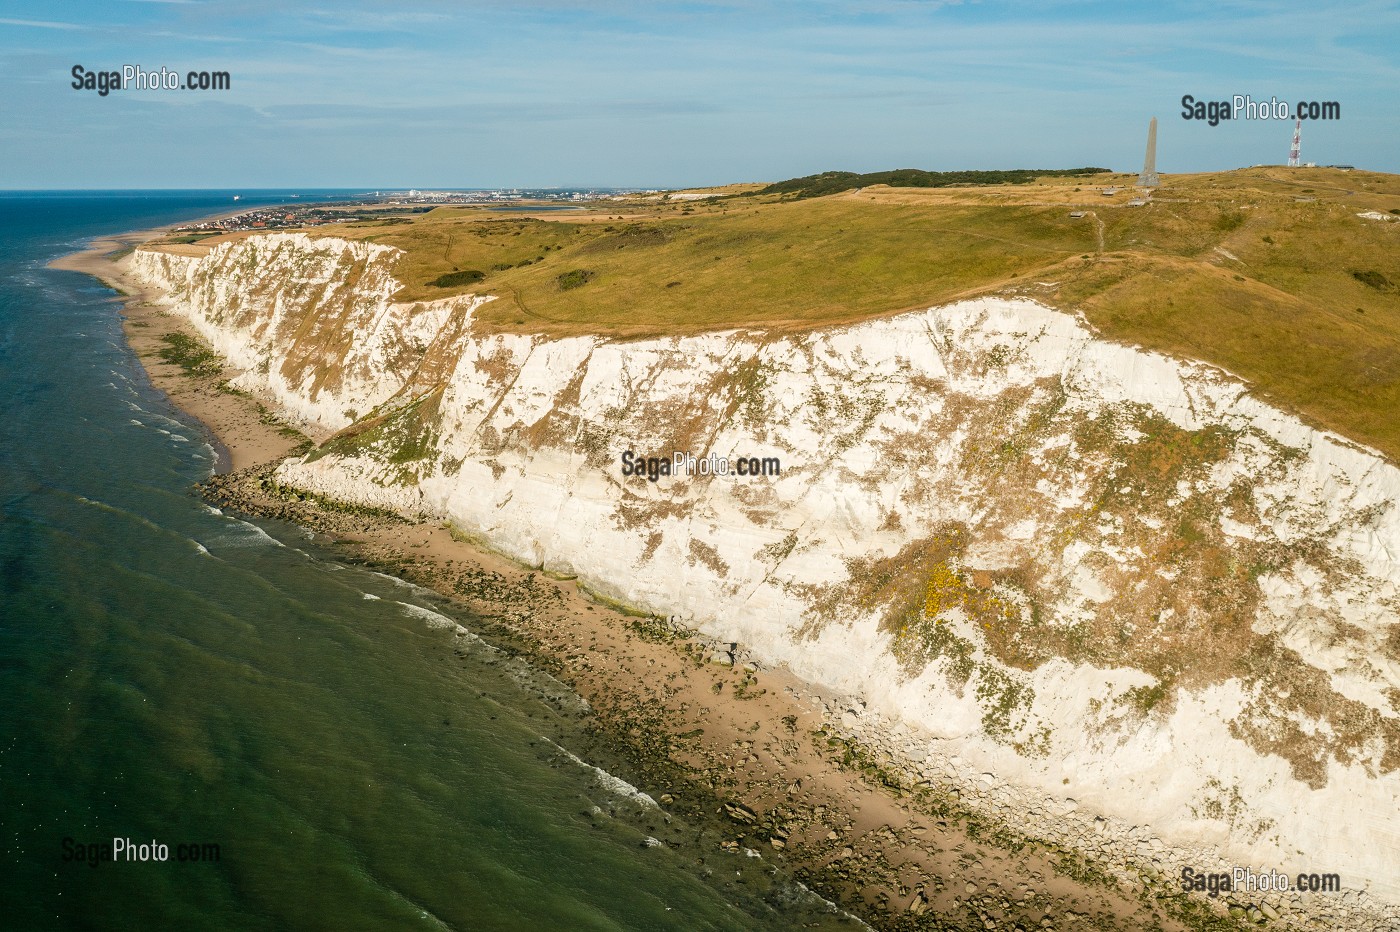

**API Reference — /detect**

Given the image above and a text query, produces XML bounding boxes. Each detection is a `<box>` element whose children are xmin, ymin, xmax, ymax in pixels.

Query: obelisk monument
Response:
<box><xmin>1138</xmin><ymin>117</ymin><xmax>1160</xmax><ymax>188</ymax></box>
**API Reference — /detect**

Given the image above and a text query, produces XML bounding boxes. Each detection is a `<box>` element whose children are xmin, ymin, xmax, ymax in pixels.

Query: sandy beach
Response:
<box><xmin>55</xmin><ymin>230</ymin><xmax>1217</xmax><ymax>932</ymax></box>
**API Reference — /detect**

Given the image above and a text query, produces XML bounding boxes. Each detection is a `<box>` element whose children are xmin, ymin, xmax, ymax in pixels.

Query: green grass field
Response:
<box><xmin>322</xmin><ymin>195</ymin><xmax>1103</xmax><ymax>335</ymax></box>
<box><xmin>282</xmin><ymin>166</ymin><xmax>1400</xmax><ymax>461</ymax></box>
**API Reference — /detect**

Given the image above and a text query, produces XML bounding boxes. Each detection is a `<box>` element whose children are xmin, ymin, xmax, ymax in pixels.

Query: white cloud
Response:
<box><xmin>0</xmin><ymin>17</ymin><xmax>89</xmax><ymax>30</ymax></box>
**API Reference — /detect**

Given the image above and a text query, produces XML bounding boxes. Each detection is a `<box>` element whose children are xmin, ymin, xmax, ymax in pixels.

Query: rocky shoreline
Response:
<box><xmin>202</xmin><ymin>460</ymin><xmax>1310</xmax><ymax>932</ymax></box>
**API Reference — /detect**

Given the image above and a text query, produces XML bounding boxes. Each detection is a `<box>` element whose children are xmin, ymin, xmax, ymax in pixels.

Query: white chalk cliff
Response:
<box><xmin>131</xmin><ymin>234</ymin><xmax>1400</xmax><ymax>926</ymax></box>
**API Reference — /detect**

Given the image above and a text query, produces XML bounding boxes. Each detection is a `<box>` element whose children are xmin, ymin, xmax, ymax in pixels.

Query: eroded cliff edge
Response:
<box><xmin>131</xmin><ymin>233</ymin><xmax>1400</xmax><ymax>923</ymax></box>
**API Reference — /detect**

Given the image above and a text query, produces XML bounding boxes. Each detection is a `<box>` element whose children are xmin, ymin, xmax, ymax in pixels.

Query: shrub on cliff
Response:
<box><xmin>556</xmin><ymin>268</ymin><xmax>595</xmax><ymax>291</ymax></box>
<box><xmin>1352</xmin><ymin>269</ymin><xmax>1393</xmax><ymax>291</ymax></box>
<box><xmin>427</xmin><ymin>269</ymin><xmax>485</xmax><ymax>288</ymax></box>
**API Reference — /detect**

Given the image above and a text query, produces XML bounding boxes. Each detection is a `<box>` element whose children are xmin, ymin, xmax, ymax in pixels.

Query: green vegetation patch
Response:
<box><xmin>627</xmin><ymin>616</ymin><xmax>692</xmax><ymax>644</ymax></box>
<box><xmin>556</xmin><ymin>268</ymin><xmax>595</xmax><ymax>291</ymax></box>
<box><xmin>1352</xmin><ymin>269</ymin><xmax>1393</xmax><ymax>291</ymax></box>
<box><xmin>581</xmin><ymin>225</ymin><xmax>669</xmax><ymax>251</ymax></box>
<box><xmin>759</xmin><ymin>166</ymin><xmax>1111</xmax><ymax>199</ymax></box>
<box><xmin>800</xmin><ymin>525</ymin><xmax>1048</xmax><ymax>754</ymax></box>
<box><xmin>1212</xmin><ymin>209</ymin><xmax>1246</xmax><ymax>232</ymax></box>
<box><xmin>307</xmin><ymin>389</ymin><xmax>443</xmax><ymax>485</ymax></box>
<box><xmin>427</xmin><ymin>269</ymin><xmax>485</xmax><ymax>288</ymax></box>
<box><xmin>156</xmin><ymin>331</ymin><xmax>221</xmax><ymax>378</ymax></box>
<box><xmin>161</xmin><ymin>232</ymin><xmax>223</xmax><ymax>245</ymax></box>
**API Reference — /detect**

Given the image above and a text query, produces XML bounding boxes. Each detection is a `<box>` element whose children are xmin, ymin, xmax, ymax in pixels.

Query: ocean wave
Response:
<box><xmin>211</xmin><ymin>519</ymin><xmax>286</xmax><ymax>549</ymax></box>
<box><xmin>74</xmin><ymin>493</ymin><xmax>176</xmax><ymax>539</ymax></box>
<box><xmin>392</xmin><ymin>601</ymin><xmax>507</xmax><ymax>664</ymax></box>
<box><xmin>396</xmin><ymin>600</ymin><xmax>458</xmax><ymax>629</ymax></box>
<box><xmin>126</xmin><ymin>414</ymin><xmax>193</xmax><ymax>447</ymax></box>
<box><xmin>541</xmin><ymin>737</ymin><xmax>657</xmax><ymax>809</ymax></box>
<box><xmin>396</xmin><ymin>600</ymin><xmax>472</xmax><ymax>638</ymax></box>
<box><xmin>151</xmin><ymin>426</ymin><xmax>191</xmax><ymax>444</ymax></box>
<box><xmin>372</xmin><ymin>570</ymin><xmax>420</xmax><ymax>590</ymax></box>
<box><xmin>389</xmin><ymin>588</ymin><xmax>583</xmax><ymax>709</ymax></box>
<box><xmin>790</xmin><ymin>881</ymin><xmax>874</xmax><ymax>929</ymax></box>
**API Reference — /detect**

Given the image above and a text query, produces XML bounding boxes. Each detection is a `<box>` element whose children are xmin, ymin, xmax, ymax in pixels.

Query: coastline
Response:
<box><xmin>52</xmin><ymin>230</ymin><xmax>312</xmax><ymax>473</ymax></box>
<box><xmin>61</xmin><ymin>228</ymin><xmax>1268</xmax><ymax>932</ymax></box>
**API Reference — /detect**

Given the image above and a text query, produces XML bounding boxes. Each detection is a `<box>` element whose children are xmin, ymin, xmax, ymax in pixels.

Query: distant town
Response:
<box><xmin>171</xmin><ymin>188</ymin><xmax>643</xmax><ymax>234</ymax></box>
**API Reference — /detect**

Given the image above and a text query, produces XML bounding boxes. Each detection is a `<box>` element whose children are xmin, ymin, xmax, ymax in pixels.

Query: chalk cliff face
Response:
<box><xmin>131</xmin><ymin>235</ymin><xmax>488</xmax><ymax>432</ymax></box>
<box><xmin>131</xmin><ymin>234</ymin><xmax>1400</xmax><ymax>919</ymax></box>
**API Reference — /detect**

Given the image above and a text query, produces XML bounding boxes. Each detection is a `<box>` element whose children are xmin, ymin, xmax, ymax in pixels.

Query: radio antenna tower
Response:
<box><xmin>1288</xmin><ymin>119</ymin><xmax>1301</xmax><ymax>167</ymax></box>
<box><xmin>1138</xmin><ymin>117</ymin><xmax>1160</xmax><ymax>188</ymax></box>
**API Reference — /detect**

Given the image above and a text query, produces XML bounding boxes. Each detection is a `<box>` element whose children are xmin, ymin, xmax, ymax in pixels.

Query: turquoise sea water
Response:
<box><xmin>0</xmin><ymin>193</ymin><xmax>859</xmax><ymax>931</ymax></box>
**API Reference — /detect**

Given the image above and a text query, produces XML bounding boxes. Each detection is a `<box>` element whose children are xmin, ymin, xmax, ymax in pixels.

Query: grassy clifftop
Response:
<box><xmin>158</xmin><ymin>165</ymin><xmax>1400</xmax><ymax>460</ymax></box>
<box><xmin>302</xmin><ymin>192</ymin><xmax>1098</xmax><ymax>335</ymax></box>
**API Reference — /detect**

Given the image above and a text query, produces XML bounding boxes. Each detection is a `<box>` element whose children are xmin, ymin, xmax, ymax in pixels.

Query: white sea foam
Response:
<box><xmin>791</xmin><ymin>881</ymin><xmax>874</xmax><ymax>929</ymax></box>
<box><xmin>215</xmin><ymin>520</ymin><xmax>285</xmax><ymax>549</ymax></box>
<box><xmin>397</xmin><ymin>600</ymin><xmax>461</xmax><ymax>630</ymax></box>
<box><xmin>542</xmin><ymin>738</ymin><xmax>657</xmax><ymax>808</ymax></box>
<box><xmin>395</xmin><ymin>601</ymin><xmax>480</xmax><ymax>644</ymax></box>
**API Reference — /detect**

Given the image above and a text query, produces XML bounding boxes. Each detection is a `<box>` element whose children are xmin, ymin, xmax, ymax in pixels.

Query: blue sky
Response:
<box><xmin>2</xmin><ymin>1</ymin><xmax>1396</xmax><ymax>188</ymax></box>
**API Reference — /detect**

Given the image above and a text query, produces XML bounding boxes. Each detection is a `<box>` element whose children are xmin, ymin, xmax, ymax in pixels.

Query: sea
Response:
<box><xmin>0</xmin><ymin>192</ymin><xmax>862</xmax><ymax>931</ymax></box>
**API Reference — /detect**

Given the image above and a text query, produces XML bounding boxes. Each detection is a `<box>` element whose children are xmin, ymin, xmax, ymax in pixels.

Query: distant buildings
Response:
<box><xmin>171</xmin><ymin>189</ymin><xmax>624</xmax><ymax>235</ymax></box>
